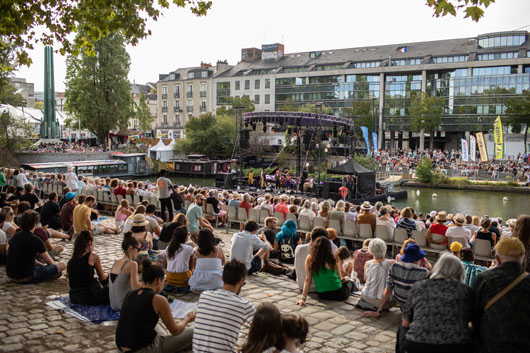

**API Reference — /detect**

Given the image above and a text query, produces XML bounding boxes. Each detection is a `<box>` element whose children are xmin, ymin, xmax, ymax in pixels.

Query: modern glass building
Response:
<box><xmin>213</xmin><ymin>31</ymin><xmax>530</xmax><ymax>149</ymax></box>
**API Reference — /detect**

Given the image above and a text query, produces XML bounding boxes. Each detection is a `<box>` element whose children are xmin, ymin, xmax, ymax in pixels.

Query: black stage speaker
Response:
<box><xmin>240</xmin><ymin>130</ymin><xmax>250</xmax><ymax>148</ymax></box>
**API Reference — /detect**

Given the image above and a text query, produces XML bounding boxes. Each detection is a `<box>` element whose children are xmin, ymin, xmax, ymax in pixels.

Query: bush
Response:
<box><xmin>414</xmin><ymin>157</ymin><xmax>432</xmax><ymax>183</ymax></box>
<box><xmin>431</xmin><ymin>172</ymin><xmax>448</xmax><ymax>185</ymax></box>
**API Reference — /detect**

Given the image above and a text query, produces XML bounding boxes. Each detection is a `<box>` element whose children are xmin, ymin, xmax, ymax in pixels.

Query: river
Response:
<box><xmin>393</xmin><ymin>186</ymin><xmax>530</xmax><ymax>221</ymax></box>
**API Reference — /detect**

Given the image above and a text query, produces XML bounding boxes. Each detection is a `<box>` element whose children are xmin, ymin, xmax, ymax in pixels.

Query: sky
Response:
<box><xmin>16</xmin><ymin>0</ymin><xmax>530</xmax><ymax>92</ymax></box>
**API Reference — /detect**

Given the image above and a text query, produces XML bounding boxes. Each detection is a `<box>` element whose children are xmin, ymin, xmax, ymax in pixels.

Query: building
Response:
<box><xmin>130</xmin><ymin>82</ymin><xmax>157</xmax><ymax>133</ymax></box>
<box><xmin>10</xmin><ymin>77</ymin><xmax>35</xmax><ymax>108</ymax></box>
<box><xmin>156</xmin><ymin>61</ymin><xmax>231</xmax><ymax>139</ymax></box>
<box><xmin>214</xmin><ymin>32</ymin><xmax>530</xmax><ymax>151</ymax></box>
<box><xmin>35</xmin><ymin>91</ymin><xmax>66</xmax><ymax>111</ymax></box>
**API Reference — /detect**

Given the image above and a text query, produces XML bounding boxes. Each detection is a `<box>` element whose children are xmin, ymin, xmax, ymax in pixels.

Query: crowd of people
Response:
<box><xmin>29</xmin><ymin>141</ymin><xmax>104</xmax><ymax>153</ymax></box>
<box><xmin>376</xmin><ymin>148</ymin><xmax>530</xmax><ymax>183</ymax></box>
<box><xmin>1</xmin><ymin>166</ymin><xmax>530</xmax><ymax>353</ymax></box>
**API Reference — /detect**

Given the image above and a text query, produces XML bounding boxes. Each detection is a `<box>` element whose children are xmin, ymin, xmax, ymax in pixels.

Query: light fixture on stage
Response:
<box><xmin>251</xmin><ymin>123</ymin><xmax>256</xmax><ymax>131</ymax></box>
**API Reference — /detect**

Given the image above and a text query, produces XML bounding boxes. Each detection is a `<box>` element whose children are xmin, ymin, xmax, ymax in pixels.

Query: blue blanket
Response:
<box><xmin>46</xmin><ymin>296</ymin><xmax>120</xmax><ymax>324</ymax></box>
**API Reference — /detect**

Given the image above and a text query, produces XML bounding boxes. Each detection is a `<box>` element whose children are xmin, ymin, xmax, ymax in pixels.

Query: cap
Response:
<box><xmin>65</xmin><ymin>192</ymin><xmax>77</xmax><ymax>201</ymax></box>
<box><xmin>450</xmin><ymin>242</ymin><xmax>463</xmax><ymax>253</ymax></box>
<box><xmin>495</xmin><ymin>238</ymin><xmax>525</xmax><ymax>257</ymax></box>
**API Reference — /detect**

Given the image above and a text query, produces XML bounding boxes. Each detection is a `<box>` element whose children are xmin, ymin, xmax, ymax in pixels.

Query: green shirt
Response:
<box><xmin>0</xmin><ymin>172</ymin><xmax>5</xmax><ymax>187</ymax></box>
<box><xmin>312</xmin><ymin>267</ymin><xmax>342</xmax><ymax>293</ymax></box>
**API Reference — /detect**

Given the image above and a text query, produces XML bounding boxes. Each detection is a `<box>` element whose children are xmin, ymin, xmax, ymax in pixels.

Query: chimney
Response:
<box><xmin>200</xmin><ymin>62</ymin><xmax>212</xmax><ymax>69</ymax></box>
<box><xmin>216</xmin><ymin>60</ymin><xmax>229</xmax><ymax>74</ymax></box>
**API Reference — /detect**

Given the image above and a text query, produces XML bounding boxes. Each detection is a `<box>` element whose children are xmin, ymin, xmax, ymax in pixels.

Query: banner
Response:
<box><xmin>476</xmin><ymin>132</ymin><xmax>488</xmax><ymax>162</ymax></box>
<box><xmin>461</xmin><ymin>139</ymin><xmax>469</xmax><ymax>162</ymax></box>
<box><xmin>371</xmin><ymin>132</ymin><xmax>378</xmax><ymax>156</ymax></box>
<box><xmin>469</xmin><ymin>135</ymin><xmax>476</xmax><ymax>162</ymax></box>
<box><xmin>360</xmin><ymin>126</ymin><xmax>370</xmax><ymax>155</ymax></box>
<box><xmin>493</xmin><ymin>116</ymin><xmax>504</xmax><ymax>160</ymax></box>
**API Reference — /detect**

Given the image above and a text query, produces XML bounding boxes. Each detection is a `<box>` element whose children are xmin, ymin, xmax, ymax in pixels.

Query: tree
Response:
<box><xmin>426</xmin><ymin>0</ymin><xmax>495</xmax><ymax>22</ymax></box>
<box><xmin>344</xmin><ymin>101</ymin><xmax>375</xmax><ymax>132</ymax></box>
<box><xmin>34</xmin><ymin>101</ymin><xmax>44</xmax><ymax>110</ymax></box>
<box><xmin>0</xmin><ymin>0</ymin><xmax>212</xmax><ymax>68</ymax></box>
<box><xmin>177</xmin><ymin>113</ymin><xmax>236</xmax><ymax>157</ymax></box>
<box><xmin>65</xmin><ymin>31</ymin><xmax>133</xmax><ymax>148</ymax></box>
<box><xmin>505</xmin><ymin>89</ymin><xmax>530</xmax><ymax>154</ymax></box>
<box><xmin>409</xmin><ymin>93</ymin><xmax>445</xmax><ymax>150</ymax></box>
<box><xmin>136</xmin><ymin>93</ymin><xmax>154</xmax><ymax>134</ymax></box>
<box><xmin>415</xmin><ymin>157</ymin><xmax>433</xmax><ymax>183</ymax></box>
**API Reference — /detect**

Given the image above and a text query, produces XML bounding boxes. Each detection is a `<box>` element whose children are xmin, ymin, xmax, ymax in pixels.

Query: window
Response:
<box><xmin>174</xmin><ymin>163</ymin><xmax>180</xmax><ymax>171</ymax></box>
<box><xmin>255</xmin><ymin>79</ymin><xmax>260</xmax><ymax>89</ymax></box>
<box><xmin>187</xmin><ymin>71</ymin><xmax>195</xmax><ymax>79</ymax></box>
<box><xmin>391</xmin><ymin>58</ymin><xmax>421</xmax><ymax>66</ymax></box>
<box><xmin>245</xmin><ymin>80</ymin><xmax>250</xmax><ymax>89</ymax></box>
<box><xmin>352</xmin><ymin>61</ymin><xmax>380</xmax><ymax>68</ymax></box>
<box><xmin>174</xmin><ymin>85</ymin><xmax>180</xmax><ymax>98</ymax></box>
<box><xmin>174</xmin><ymin>100</ymin><xmax>180</xmax><ymax>110</ymax></box>
<box><xmin>478</xmin><ymin>33</ymin><xmax>526</xmax><ymax>48</ymax></box>
<box><xmin>193</xmin><ymin>164</ymin><xmax>202</xmax><ymax>172</ymax></box>
<box><xmin>265</xmin><ymin>94</ymin><xmax>270</xmax><ymax>104</ymax></box>
<box><xmin>314</xmin><ymin>64</ymin><xmax>343</xmax><ymax>71</ymax></box>
<box><xmin>162</xmin><ymin>86</ymin><xmax>167</xmax><ymax>94</ymax></box>
<box><xmin>187</xmin><ymin>99</ymin><xmax>193</xmax><ymax>111</ymax></box>
<box><xmin>433</xmin><ymin>55</ymin><xmax>468</xmax><ymax>63</ymax></box>
<box><xmin>265</xmin><ymin>79</ymin><xmax>271</xmax><ymax>88</ymax></box>
<box><xmin>175</xmin><ymin>114</ymin><xmax>181</xmax><ymax>125</ymax></box>
<box><xmin>187</xmin><ymin>84</ymin><xmax>193</xmax><ymax>98</ymax></box>
<box><xmin>235</xmin><ymin>80</ymin><xmax>240</xmax><ymax>90</ymax></box>
<box><xmin>201</xmin><ymin>71</ymin><xmax>208</xmax><ymax>78</ymax></box>
<box><xmin>254</xmin><ymin>95</ymin><xmax>260</xmax><ymax>104</ymax></box>
<box><xmin>169</xmin><ymin>73</ymin><xmax>175</xmax><ymax>80</ymax></box>
<box><xmin>200</xmin><ymin>100</ymin><xmax>207</xmax><ymax>111</ymax></box>
<box><xmin>472</xmin><ymin>66</ymin><xmax>511</xmax><ymax>76</ymax></box>
<box><xmin>163</xmin><ymin>114</ymin><xmax>167</xmax><ymax>124</ymax></box>
<box><xmin>477</xmin><ymin>52</ymin><xmax>518</xmax><ymax>61</ymax></box>
<box><xmin>200</xmin><ymin>83</ymin><xmax>207</xmax><ymax>97</ymax></box>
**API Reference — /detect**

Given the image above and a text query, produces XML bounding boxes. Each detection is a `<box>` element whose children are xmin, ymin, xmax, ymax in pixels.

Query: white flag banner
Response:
<box><xmin>461</xmin><ymin>139</ymin><xmax>469</xmax><ymax>162</ymax></box>
<box><xmin>469</xmin><ymin>135</ymin><xmax>476</xmax><ymax>162</ymax></box>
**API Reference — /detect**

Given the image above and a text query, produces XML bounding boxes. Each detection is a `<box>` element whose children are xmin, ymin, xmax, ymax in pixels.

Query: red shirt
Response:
<box><xmin>239</xmin><ymin>201</ymin><xmax>252</xmax><ymax>216</ymax></box>
<box><xmin>430</xmin><ymin>223</ymin><xmax>448</xmax><ymax>235</ymax></box>
<box><xmin>274</xmin><ymin>203</ymin><xmax>289</xmax><ymax>219</ymax></box>
<box><xmin>114</xmin><ymin>187</ymin><xmax>127</xmax><ymax>196</ymax></box>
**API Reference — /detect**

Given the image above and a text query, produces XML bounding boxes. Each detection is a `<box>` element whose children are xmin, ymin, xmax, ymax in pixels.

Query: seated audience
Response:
<box><xmin>446</xmin><ymin>214</ymin><xmax>472</xmax><ymax>248</ymax></box>
<box><xmin>189</xmin><ymin>229</ymin><xmax>225</xmax><ymax>294</ymax></box>
<box><xmin>158</xmin><ymin>213</ymin><xmax>187</xmax><ymax>250</ymax></box>
<box><xmin>131</xmin><ymin>214</ymin><xmax>164</xmax><ymax>266</ymax></box>
<box><xmin>396</xmin><ymin>207</ymin><xmax>417</xmax><ymax>238</ymax></box>
<box><xmin>460</xmin><ymin>248</ymin><xmax>487</xmax><ymax>286</ymax></box>
<box><xmin>164</xmin><ymin>226</ymin><xmax>194</xmax><ymax>290</ymax></box>
<box><xmin>241</xmin><ymin>303</ymin><xmax>283</xmax><ymax>353</ymax></box>
<box><xmin>276</xmin><ymin>219</ymin><xmax>300</xmax><ymax>263</ymax></box>
<box><xmin>395</xmin><ymin>239</ymin><xmax>432</xmax><ymax>271</ymax></box>
<box><xmin>40</xmin><ymin>191</ymin><xmax>61</xmax><ymax>230</ymax></box>
<box><xmin>109</xmin><ymin>232</ymin><xmax>141</xmax><ymax>311</ymax></box>
<box><xmin>352</xmin><ymin>238</ymin><xmax>373</xmax><ymax>283</ymax></box>
<box><xmin>426</xmin><ymin>211</ymin><xmax>448</xmax><ymax>246</ymax></box>
<box><xmin>114</xmin><ymin>199</ymin><xmax>133</xmax><ymax>232</ymax></box>
<box><xmin>294</xmin><ymin>227</ymin><xmax>329</xmax><ymax>292</ymax></box>
<box><xmin>0</xmin><ymin>214</ymin><xmax>6</xmax><ymax>265</ymax></box>
<box><xmin>116</xmin><ymin>260</ymin><xmax>194</xmax><ymax>352</ymax></box>
<box><xmin>357</xmin><ymin>201</ymin><xmax>376</xmax><ymax>232</ymax></box>
<box><xmin>514</xmin><ymin>214</ymin><xmax>530</xmax><ymax>271</ymax></box>
<box><xmin>230</xmin><ymin>220</ymin><xmax>272</xmax><ymax>275</ymax></box>
<box><xmin>471</xmin><ymin>218</ymin><xmax>496</xmax><ymax>248</ymax></box>
<box><xmin>335</xmin><ymin>246</ymin><xmax>353</xmax><ymax>278</ymax></box>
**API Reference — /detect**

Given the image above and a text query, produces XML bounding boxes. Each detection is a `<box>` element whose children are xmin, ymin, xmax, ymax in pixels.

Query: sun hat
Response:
<box><xmin>132</xmin><ymin>214</ymin><xmax>149</xmax><ymax>227</ymax></box>
<box><xmin>436</xmin><ymin>211</ymin><xmax>448</xmax><ymax>222</ymax></box>
<box><xmin>361</xmin><ymin>201</ymin><xmax>372</xmax><ymax>211</ymax></box>
<box><xmin>495</xmin><ymin>238</ymin><xmax>525</xmax><ymax>257</ymax></box>
<box><xmin>454</xmin><ymin>213</ymin><xmax>466</xmax><ymax>226</ymax></box>
<box><xmin>400</xmin><ymin>243</ymin><xmax>427</xmax><ymax>263</ymax></box>
<box><xmin>65</xmin><ymin>192</ymin><xmax>77</xmax><ymax>201</ymax></box>
<box><xmin>450</xmin><ymin>242</ymin><xmax>463</xmax><ymax>253</ymax></box>
<box><xmin>430</xmin><ymin>210</ymin><xmax>437</xmax><ymax>218</ymax></box>
<box><xmin>506</xmin><ymin>219</ymin><xmax>517</xmax><ymax>227</ymax></box>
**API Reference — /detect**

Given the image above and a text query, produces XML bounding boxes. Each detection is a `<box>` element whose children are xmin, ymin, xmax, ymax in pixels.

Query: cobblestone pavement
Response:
<box><xmin>0</xmin><ymin>223</ymin><xmax>400</xmax><ymax>353</ymax></box>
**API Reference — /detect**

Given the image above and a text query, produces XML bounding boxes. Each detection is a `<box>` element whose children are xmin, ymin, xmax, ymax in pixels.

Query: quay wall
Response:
<box><xmin>15</xmin><ymin>152</ymin><xmax>114</xmax><ymax>166</ymax></box>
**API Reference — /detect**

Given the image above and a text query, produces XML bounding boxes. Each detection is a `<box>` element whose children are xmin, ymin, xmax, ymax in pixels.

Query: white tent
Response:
<box><xmin>149</xmin><ymin>139</ymin><xmax>175</xmax><ymax>162</ymax></box>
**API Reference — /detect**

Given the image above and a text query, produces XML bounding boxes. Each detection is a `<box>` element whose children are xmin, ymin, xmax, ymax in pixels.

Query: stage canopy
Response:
<box><xmin>328</xmin><ymin>159</ymin><xmax>376</xmax><ymax>198</ymax></box>
<box><xmin>243</xmin><ymin>111</ymin><xmax>355</xmax><ymax>129</ymax></box>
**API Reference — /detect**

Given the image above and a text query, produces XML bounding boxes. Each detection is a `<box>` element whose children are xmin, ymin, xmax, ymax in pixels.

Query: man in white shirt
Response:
<box><xmin>16</xmin><ymin>168</ymin><xmax>29</xmax><ymax>187</ymax></box>
<box><xmin>145</xmin><ymin>204</ymin><xmax>162</xmax><ymax>237</ymax></box>
<box><xmin>445</xmin><ymin>213</ymin><xmax>472</xmax><ymax>248</ymax></box>
<box><xmin>229</xmin><ymin>220</ymin><xmax>271</xmax><ymax>275</ymax></box>
<box><xmin>157</xmin><ymin>169</ymin><xmax>173</xmax><ymax>222</ymax></box>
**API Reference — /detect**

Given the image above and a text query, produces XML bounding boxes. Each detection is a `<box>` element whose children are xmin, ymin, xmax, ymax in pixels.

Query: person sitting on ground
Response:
<box><xmin>241</xmin><ymin>303</ymin><xmax>283</xmax><ymax>353</ymax></box>
<box><xmin>19</xmin><ymin>183</ymin><xmax>42</xmax><ymax>210</ymax></box>
<box><xmin>472</xmin><ymin>237</ymin><xmax>530</xmax><ymax>353</ymax></box>
<box><xmin>33</xmin><ymin>226</ymin><xmax>64</xmax><ymax>259</ymax></box>
<box><xmin>123</xmin><ymin>205</ymin><xmax>146</xmax><ymax>234</ymax></box>
<box><xmin>73</xmin><ymin>195</ymin><xmax>96</xmax><ymax>234</ymax></box>
<box><xmin>186</xmin><ymin>194</ymin><xmax>213</xmax><ymax>243</ymax></box>
<box><xmin>401</xmin><ymin>252</ymin><xmax>473</xmax><ymax>353</ymax></box>
<box><xmin>276</xmin><ymin>219</ymin><xmax>300</xmax><ymax>264</ymax></box>
<box><xmin>426</xmin><ymin>211</ymin><xmax>448</xmax><ymax>246</ymax></box>
<box><xmin>131</xmin><ymin>214</ymin><xmax>164</xmax><ymax>267</ymax></box>
<box><xmin>280</xmin><ymin>314</ymin><xmax>309</xmax><ymax>353</ymax></box>
<box><xmin>116</xmin><ymin>259</ymin><xmax>195</xmax><ymax>353</ymax></box>
<box><xmin>189</xmin><ymin>229</ymin><xmax>225</xmax><ymax>294</ymax></box>
<box><xmin>353</xmin><ymin>238</ymin><xmax>373</xmax><ymax>283</ymax></box>
<box><xmin>164</xmin><ymin>226</ymin><xmax>194</xmax><ymax>291</ymax></box>
<box><xmin>115</xmin><ymin>199</ymin><xmax>133</xmax><ymax>232</ymax></box>
<box><xmin>193</xmin><ymin>259</ymin><xmax>255</xmax><ymax>352</ymax></box>
<box><xmin>460</xmin><ymin>248</ymin><xmax>487</xmax><ymax>287</ymax></box>
<box><xmin>7</xmin><ymin>210</ymin><xmax>66</xmax><ymax>283</ymax></box>
<box><xmin>109</xmin><ymin>232</ymin><xmax>142</xmax><ymax>311</ymax></box>
<box><xmin>336</xmin><ymin>246</ymin><xmax>353</xmax><ymax>278</ymax></box>
<box><xmin>446</xmin><ymin>214</ymin><xmax>472</xmax><ymax>248</ymax></box>
<box><xmin>514</xmin><ymin>214</ymin><xmax>530</xmax><ymax>272</ymax></box>
<box><xmin>58</xmin><ymin>187</ymin><xmax>71</xmax><ymax>210</ymax></box>
<box><xmin>471</xmin><ymin>218</ymin><xmax>496</xmax><ymax>248</ymax></box>
<box><xmin>230</xmin><ymin>220</ymin><xmax>273</xmax><ymax>275</ymax></box>
<box><xmin>145</xmin><ymin>204</ymin><xmax>162</xmax><ymax>238</ymax></box>
<box><xmin>325</xmin><ymin>228</ymin><xmax>339</xmax><ymax>253</ymax></box>
<box><xmin>294</xmin><ymin>227</ymin><xmax>329</xmax><ymax>292</ymax></box>
<box><xmin>296</xmin><ymin>237</ymin><xmax>355</xmax><ymax>306</ymax></box>
<box><xmin>363</xmin><ymin>242</ymin><xmax>429</xmax><ymax>318</ymax></box>
<box><xmin>14</xmin><ymin>201</ymin><xmax>32</xmax><ymax>226</ymax></box>
<box><xmin>396</xmin><ymin>207</ymin><xmax>417</xmax><ymax>238</ymax></box>
<box><xmin>1</xmin><ymin>206</ymin><xmax>18</xmax><ymax>241</ymax></box>
<box><xmin>60</xmin><ymin>192</ymin><xmax>77</xmax><ymax>236</ymax></box>
<box><xmin>39</xmin><ymin>192</ymin><xmax>60</xmax><ymax>231</ymax></box>
<box><xmin>358</xmin><ymin>238</ymin><xmax>396</xmax><ymax>311</ymax></box>
<box><xmin>0</xmin><ymin>214</ymin><xmax>6</xmax><ymax>265</ymax></box>
<box><xmin>357</xmin><ymin>201</ymin><xmax>376</xmax><ymax>233</ymax></box>
<box><xmin>67</xmin><ymin>230</ymin><xmax>109</xmax><ymax>305</ymax></box>
<box><xmin>158</xmin><ymin>213</ymin><xmax>187</xmax><ymax>250</ymax></box>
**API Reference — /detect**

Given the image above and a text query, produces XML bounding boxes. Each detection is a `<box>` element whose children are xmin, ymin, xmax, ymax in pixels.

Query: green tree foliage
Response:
<box><xmin>410</xmin><ymin>93</ymin><xmax>445</xmax><ymax>150</ymax></box>
<box><xmin>65</xmin><ymin>31</ymin><xmax>133</xmax><ymax>148</ymax></box>
<box><xmin>136</xmin><ymin>93</ymin><xmax>154</xmax><ymax>134</ymax></box>
<box><xmin>0</xmin><ymin>0</ymin><xmax>212</xmax><ymax>68</ymax></box>
<box><xmin>426</xmin><ymin>0</ymin><xmax>495</xmax><ymax>22</ymax></box>
<box><xmin>34</xmin><ymin>101</ymin><xmax>44</xmax><ymax>110</ymax></box>
<box><xmin>344</xmin><ymin>101</ymin><xmax>375</xmax><ymax>132</ymax></box>
<box><xmin>505</xmin><ymin>89</ymin><xmax>530</xmax><ymax>154</ymax></box>
<box><xmin>415</xmin><ymin>157</ymin><xmax>433</xmax><ymax>183</ymax></box>
<box><xmin>215</xmin><ymin>96</ymin><xmax>255</xmax><ymax>116</ymax></box>
<box><xmin>177</xmin><ymin>113</ymin><xmax>236</xmax><ymax>157</ymax></box>
<box><xmin>354</xmin><ymin>153</ymin><xmax>377</xmax><ymax>170</ymax></box>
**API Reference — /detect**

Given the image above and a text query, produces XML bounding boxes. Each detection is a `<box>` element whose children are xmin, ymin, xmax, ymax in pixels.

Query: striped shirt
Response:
<box><xmin>462</xmin><ymin>260</ymin><xmax>487</xmax><ymax>287</ymax></box>
<box><xmin>193</xmin><ymin>289</ymin><xmax>255</xmax><ymax>353</ymax></box>
<box><xmin>396</xmin><ymin>217</ymin><xmax>417</xmax><ymax>237</ymax></box>
<box><xmin>386</xmin><ymin>262</ymin><xmax>429</xmax><ymax>305</ymax></box>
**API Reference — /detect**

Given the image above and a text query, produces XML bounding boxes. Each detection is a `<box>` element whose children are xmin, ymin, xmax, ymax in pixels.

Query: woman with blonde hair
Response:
<box><xmin>115</xmin><ymin>199</ymin><xmax>133</xmax><ymax>232</ymax></box>
<box><xmin>317</xmin><ymin>201</ymin><xmax>331</xmax><ymax>228</ymax></box>
<box><xmin>329</xmin><ymin>200</ymin><xmax>346</xmax><ymax>226</ymax></box>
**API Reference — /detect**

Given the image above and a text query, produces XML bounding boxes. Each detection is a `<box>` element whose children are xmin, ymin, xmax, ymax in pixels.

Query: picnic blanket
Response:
<box><xmin>46</xmin><ymin>296</ymin><xmax>119</xmax><ymax>324</ymax></box>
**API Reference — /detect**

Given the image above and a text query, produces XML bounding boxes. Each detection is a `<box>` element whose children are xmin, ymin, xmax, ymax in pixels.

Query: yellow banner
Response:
<box><xmin>476</xmin><ymin>132</ymin><xmax>488</xmax><ymax>162</ymax></box>
<box><xmin>493</xmin><ymin>116</ymin><xmax>504</xmax><ymax>160</ymax></box>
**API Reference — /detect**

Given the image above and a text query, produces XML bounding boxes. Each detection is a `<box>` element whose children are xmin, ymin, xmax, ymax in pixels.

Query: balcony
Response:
<box><xmin>187</xmin><ymin>92</ymin><xmax>193</xmax><ymax>98</ymax></box>
<box><xmin>161</xmin><ymin>122</ymin><xmax>168</xmax><ymax>128</ymax></box>
<box><xmin>186</xmin><ymin>106</ymin><xmax>193</xmax><ymax>112</ymax></box>
<box><xmin>162</xmin><ymin>107</ymin><xmax>168</xmax><ymax>112</ymax></box>
<box><xmin>200</xmin><ymin>91</ymin><xmax>207</xmax><ymax>97</ymax></box>
<box><xmin>162</xmin><ymin>93</ymin><xmax>168</xmax><ymax>99</ymax></box>
<box><xmin>200</xmin><ymin>106</ymin><xmax>207</xmax><ymax>112</ymax></box>
<box><xmin>174</xmin><ymin>93</ymin><xmax>180</xmax><ymax>99</ymax></box>
<box><xmin>173</xmin><ymin>122</ymin><xmax>181</xmax><ymax>127</ymax></box>
<box><xmin>173</xmin><ymin>106</ymin><xmax>182</xmax><ymax>113</ymax></box>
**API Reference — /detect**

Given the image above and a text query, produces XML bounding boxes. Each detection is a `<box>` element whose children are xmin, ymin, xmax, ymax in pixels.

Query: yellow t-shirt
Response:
<box><xmin>73</xmin><ymin>204</ymin><xmax>91</xmax><ymax>232</ymax></box>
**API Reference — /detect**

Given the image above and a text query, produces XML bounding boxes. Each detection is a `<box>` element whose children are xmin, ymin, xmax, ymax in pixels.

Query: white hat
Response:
<box><xmin>430</xmin><ymin>210</ymin><xmax>437</xmax><ymax>218</ymax></box>
<box><xmin>361</xmin><ymin>201</ymin><xmax>371</xmax><ymax>211</ymax></box>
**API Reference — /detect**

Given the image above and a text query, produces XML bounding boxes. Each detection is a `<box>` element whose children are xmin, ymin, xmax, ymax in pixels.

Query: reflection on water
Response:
<box><xmin>393</xmin><ymin>186</ymin><xmax>530</xmax><ymax>220</ymax></box>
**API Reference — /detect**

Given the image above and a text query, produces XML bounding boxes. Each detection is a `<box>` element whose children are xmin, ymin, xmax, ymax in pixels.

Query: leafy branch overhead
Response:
<box><xmin>426</xmin><ymin>0</ymin><xmax>495</xmax><ymax>22</ymax></box>
<box><xmin>0</xmin><ymin>0</ymin><xmax>212</xmax><ymax>67</ymax></box>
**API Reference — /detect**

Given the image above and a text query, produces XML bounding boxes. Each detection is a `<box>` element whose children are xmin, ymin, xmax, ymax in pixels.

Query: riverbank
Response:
<box><xmin>402</xmin><ymin>181</ymin><xmax>530</xmax><ymax>194</ymax></box>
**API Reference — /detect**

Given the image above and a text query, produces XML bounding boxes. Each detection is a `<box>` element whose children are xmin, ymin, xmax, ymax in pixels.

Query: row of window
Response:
<box><xmin>161</xmin><ymin>83</ymin><xmax>207</xmax><ymax>97</ymax></box>
<box><xmin>216</xmin><ymin>94</ymin><xmax>271</xmax><ymax>105</ymax></box>
<box><xmin>433</xmin><ymin>56</ymin><xmax>468</xmax><ymax>63</ymax></box>
<box><xmin>477</xmin><ymin>52</ymin><xmax>519</xmax><ymax>61</ymax></box>
<box><xmin>233</xmin><ymin>78</ymin><xmax>271</xmax><ymax>90</ymax></box>
<box><xmin>392</xmin><ymin>58</ymin><xmax>422</xmax><ymax>66</ymax></box>
<box><xmin>478</xmin><ymin>34</ymin><xmax>526</xmax><ymax>49</ymax></box>
<box><xmin>162</xmin><ymin>100</ymin><xmax>207</xmax><ymax>110</ymax></box>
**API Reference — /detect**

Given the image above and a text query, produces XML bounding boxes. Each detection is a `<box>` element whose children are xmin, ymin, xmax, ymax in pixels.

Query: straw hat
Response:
<box><xmin>436</xmin><ymin>211</ymin><xmax>448</xmax><ymax>222</ymax></box>
<box><xmin>454</xmin><ymin>213</ymin><xmax>466</xmax><ymax>226</ymax></box>
<box><xmin>132</xmin><ymin>214</ymin><xmax>149</xmax><ymax>227</ymax></box>
<box><xmin>361</xmin><ymin>201</ymin><xmax>372</xmax><ymax>211</ymax></box>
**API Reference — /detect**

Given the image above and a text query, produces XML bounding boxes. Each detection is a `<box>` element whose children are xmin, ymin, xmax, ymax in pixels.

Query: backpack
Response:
<box><xmin>279</xmin><ymin>236</ymin><xmax>295</xmax><ymax>263</ymax></box>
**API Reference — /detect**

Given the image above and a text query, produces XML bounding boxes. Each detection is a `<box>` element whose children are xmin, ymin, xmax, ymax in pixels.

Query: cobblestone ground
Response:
<box><xmin>0</xmin><ymin>221</ymin><xmax>400</xmax><ymax>353</ymax></box>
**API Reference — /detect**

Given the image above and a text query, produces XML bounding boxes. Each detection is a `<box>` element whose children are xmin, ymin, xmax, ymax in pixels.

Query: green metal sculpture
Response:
<box><xmin>40</xmin><ymin>46</ymin><xmax>59</xmax><ymax>138</ymax></box>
